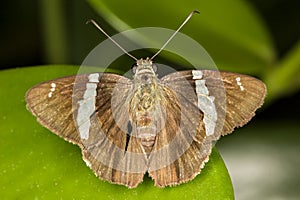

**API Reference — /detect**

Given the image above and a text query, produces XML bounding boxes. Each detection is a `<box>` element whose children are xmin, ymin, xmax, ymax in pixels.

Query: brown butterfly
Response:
<box><xmin>25</xmin><ymin>11</ymin><xmax>266</xmax><ymax>188</ymax></box>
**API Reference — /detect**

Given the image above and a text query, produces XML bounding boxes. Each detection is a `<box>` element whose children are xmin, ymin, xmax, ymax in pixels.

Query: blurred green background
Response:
<box><xmin>0</xmin><ymin>0</ymin><xmax>299</xmax><ymax>199</ymax></box>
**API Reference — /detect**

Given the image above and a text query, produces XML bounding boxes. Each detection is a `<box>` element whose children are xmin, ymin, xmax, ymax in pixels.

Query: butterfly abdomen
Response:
<box><xmin>137</xmin><ymin>126</ymin><xmax>156</xmax><ymax>153</ymax></box>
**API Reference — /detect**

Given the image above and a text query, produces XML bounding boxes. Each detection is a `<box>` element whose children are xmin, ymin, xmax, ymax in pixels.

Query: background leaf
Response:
<box><xmin>0</xmin><ymin>66</ymin><xmax>234</xmax><ymax>199</ymax></box>
<box><xmin>87</xmin><ymin>0</ymin><xmax>275</xmax><ymax>75</ymax></box>
<box><xmin>265</xmin><ymin>40</ymin><xmax>300</xmax><ymax>101</ymax></box>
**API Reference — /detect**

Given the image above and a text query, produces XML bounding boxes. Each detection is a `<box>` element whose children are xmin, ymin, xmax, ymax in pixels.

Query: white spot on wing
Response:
<box><xmin>48</xmin><ymin>82</ymin><xmax>56</xmax><ymax>98</ymax></box>
<box><xmin>236</xmin><ymin>77</ymin><xmax>244</xmax><ymax>91</ymax></box>
<box><xmin>192</xmin><ymin>70</ymin><xmax>203</xmax><ymax>79</ymax></box>
<box><xmin>88</xmin><ymin>73</ymin><xmax>100</xmax><ymax>83</ymax></box>
<box><xmin>195</xmin><ymin>79</ymin><xmax>217</xmax><ymax>136</ymax></box>
<box><xmin>77</xmin><ymin>73</ymin><xmax>99</xmax><ymax>140</ymax></box>
<box><xmin>195</xmin><ymin>80</ymin><xmax>209</xmax><ymax>95</ymax></box>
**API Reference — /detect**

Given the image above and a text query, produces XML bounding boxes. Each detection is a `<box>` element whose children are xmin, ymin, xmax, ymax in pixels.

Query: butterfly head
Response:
<box><xmin>132</xmin><ymin>58</ymin><xmax>157</xmax><ymax>78</ymax></box>
<box><xmin>131</xmin><ymin>58</ymin><xmax>158</xmax><ymax>86</ymax></box>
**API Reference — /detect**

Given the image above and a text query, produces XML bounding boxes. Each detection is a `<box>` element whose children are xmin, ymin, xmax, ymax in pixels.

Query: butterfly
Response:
<box><xmin>25</xmin><ymin>11</ymin><xmax>266</xmax><ymax>188</ymax></box>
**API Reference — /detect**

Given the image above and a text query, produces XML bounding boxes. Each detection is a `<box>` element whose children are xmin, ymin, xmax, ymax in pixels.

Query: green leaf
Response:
<box><xmin>265</xmin><ymin>40</ymin><xmax>300</xmax><ymax>101</ymax></box>
<box><xmin>0</xmin><ymin>66</ymin><xmax>233</xmax><ymax>199</ymax></box>
<box><xmin>87</xmin><ymin>0</ymin><xmax>275</xmax><ymax>74</ymax></box>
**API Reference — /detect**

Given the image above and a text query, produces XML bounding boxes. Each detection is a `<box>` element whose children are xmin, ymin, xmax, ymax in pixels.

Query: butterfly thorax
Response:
<box><xmin>130</xmin><ymin>59</ymin><xmax>159</xmax><ymax>153</ymax></box>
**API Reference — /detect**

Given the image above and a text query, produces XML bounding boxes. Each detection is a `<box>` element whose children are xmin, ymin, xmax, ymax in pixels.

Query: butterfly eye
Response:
<box><xmin>131</xmin><ymin>64</ymin><xmax>137</xmax><ymax>74</ymax></box>
<box><xmin>152</xmin><ymin>63</ymin><xmax>158</xmax><ymax>73</ymax></box>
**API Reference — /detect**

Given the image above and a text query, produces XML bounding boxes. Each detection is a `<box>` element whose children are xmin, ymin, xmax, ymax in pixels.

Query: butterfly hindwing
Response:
<box><xmin>149</xmin><ymin>141</ymin><xmax>211</xmax><ymax>187</ymax></box>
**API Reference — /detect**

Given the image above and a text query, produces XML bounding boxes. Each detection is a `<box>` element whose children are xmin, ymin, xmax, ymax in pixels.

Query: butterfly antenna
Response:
<box><xmin>151</xmin><ymin>10</ymin><xmax>200</xmax><ymax>60</ymax></box>
<box><xmin>86</xmin><ymin>19</ymin><xmax>138</xmax><ymax>61</ymax></box>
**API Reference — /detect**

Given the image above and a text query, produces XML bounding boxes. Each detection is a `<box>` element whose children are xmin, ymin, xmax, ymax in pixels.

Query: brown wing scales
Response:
<box><xmin>148</xmin><ymin>83</ymin><xmax>207</xmax><ymax>186</ymax></box>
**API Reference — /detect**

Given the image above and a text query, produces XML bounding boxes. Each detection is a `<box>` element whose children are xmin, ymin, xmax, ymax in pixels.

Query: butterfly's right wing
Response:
<box><xmin>76</xmin><ymin>73</ymin><xmax>148</xmax><ymax>188</ymax></box>
<box><xmin>26</xmin><ymin>73</ymin><xmax>147</xmax><ymax>188</ymax></box>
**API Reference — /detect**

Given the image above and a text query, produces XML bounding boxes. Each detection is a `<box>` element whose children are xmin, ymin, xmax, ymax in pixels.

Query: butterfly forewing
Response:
<box><xmin>26</xmin><ymin>76</ymin><xmax>81</xmax><ymax>144</ymax></box>
<box><xmin>214</xmin><ymin>71</ymin><xmax>266</xmax><ymax>135</ymax></box>
<box><xmin>162</xmin><ymin>70</ymin><xmax>266</xmax><ymax>139</ymax></box>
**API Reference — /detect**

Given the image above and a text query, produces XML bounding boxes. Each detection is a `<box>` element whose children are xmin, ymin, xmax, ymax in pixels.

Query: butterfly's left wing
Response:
<box><xmin>161</xmin><ymin>70</ymin><xmax>266</xmax><ymax>139</ymax></box>
<box><xmin>148</xmin><ymin>76</ymin><xmax>209</xmax><ymax>187</ymax></box>
<box><xmin>26</xmin><ymin>73</ymin><xmax>148</xmax><ymax>188</ymax></box>
<box><xmin>148</xmin><ymin>69</ymin><xmax>266</xmax><ymax>187</ymax></box>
